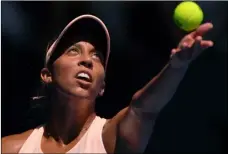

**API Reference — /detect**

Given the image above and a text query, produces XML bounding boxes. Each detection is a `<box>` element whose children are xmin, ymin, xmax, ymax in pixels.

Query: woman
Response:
<box><xmin>2</xmin><ymin>14</ymin><xmax>213</xmax><ymax>153</ymax></box>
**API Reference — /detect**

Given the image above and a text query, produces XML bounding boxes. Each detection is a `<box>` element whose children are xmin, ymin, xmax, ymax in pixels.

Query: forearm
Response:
<box><xmin>131</xmin><ymin>61</ymin><xmax>188</xmax><ymax>115</ymax></box>
<box><xmin>116</xmin><ymin>59</ymin><xmax>190</xmax><ymax>152</ymax></box>
<box><xmin>116</xmin><ymin>61</ymin><xmax>189</xmax><ymax>152</ymax></box>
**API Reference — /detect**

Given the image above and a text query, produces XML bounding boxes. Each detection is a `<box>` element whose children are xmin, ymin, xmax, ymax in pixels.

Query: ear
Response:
<box><xmin>40</xmin><ymin>68</ymin><xmax>52</xmax><ymax>84</ymax></box>
<box><xmin>98</xmin><ymin>81</ymin><xmax>105</xmax><ymax>97</ymax></box>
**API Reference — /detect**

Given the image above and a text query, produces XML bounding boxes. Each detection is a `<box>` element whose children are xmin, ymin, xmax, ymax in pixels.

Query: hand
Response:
<box><xmin>170</xmin><ymin>23</ymin><xmax>214</xmax><ymax>67</ymax></box>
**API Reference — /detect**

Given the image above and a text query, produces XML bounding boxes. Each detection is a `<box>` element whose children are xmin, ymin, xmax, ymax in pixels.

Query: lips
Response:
<box><xmin>76</xmin><ymin>71</ymin><xmax>92</xmax><ymax>83</ymax></box>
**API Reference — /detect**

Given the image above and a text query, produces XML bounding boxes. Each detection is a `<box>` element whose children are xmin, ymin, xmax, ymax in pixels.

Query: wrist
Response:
<box><xmin>169</xmin><ymin>53</ymin><xmax>190</xmax><ymax>69</ymax></box>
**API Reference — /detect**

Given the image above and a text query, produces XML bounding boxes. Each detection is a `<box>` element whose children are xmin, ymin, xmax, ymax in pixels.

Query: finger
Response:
<box><xmin>170</xmin><ymin>49</ymin><xmax>176</xmax><ymax>58</ymax></box>
<box><xmin>180</xmin><ymin>42</ymin><xmax>188</xmax><ymax>49</ymax></box>
<box><xmin>193</xmin><ymin>37</ymin><xmax>202</xmax><ymax>51</ymax></box>
<box><xmin>179</xmin><ymin>36</ymin><xmax>202</xmax><ymax>51</ymax></box>
<box><xmin>200</xmin><ymin>40</ymin><xmax>214</xmax><ymax>49</ymax></box>
<box><xmin>196</xmin><ymin>23</ymin><xmax>213</xmax><ymax>37</ymax></box>
<box><xmin>196</xmin><ymin>36</ymin><xmax>203</xmax><ymax>42</ymax></box>
<box><xmin>191</xmin><ymin>36</ymin><xmax>203</xmax><ymax>51</ymax></box>
<box><xmin>170</xmin><ymin>48</ymin><xmax>181</xmax><ymax>58</ymax></box>
<box><xmin>191</xmin><ymin>23</ymin><xmax>213</xmax><ymax>38</ymax></box>
<box><xmin>178</xmin><ymin>35</ymin><xmax>194</xmax><ymax>48</ymax></box>
<box><xmin>171</xmin><ymin>48</ymin><xmax>177</xmax><ymax>54</ymax></box>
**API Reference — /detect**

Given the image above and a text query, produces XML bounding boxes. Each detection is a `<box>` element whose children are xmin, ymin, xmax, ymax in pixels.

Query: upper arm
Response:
<box><xmin>2</xmin><ymin>130</ymin><xmax>33</xmax><ymax>153</ymax></box>
<box><xmin>102</xmin><ymin>107</ymin><xmax>130</xmax><ymax>153</ymax></box>
<box><xmin>103</xmin><ymin>100</ymin><xmax>157</xmax><ymax>153</ymax></box>
<box><xmin>116</xmin><ymin>107</ymin><xmax>156</xmax><ymax>153</ymax></box>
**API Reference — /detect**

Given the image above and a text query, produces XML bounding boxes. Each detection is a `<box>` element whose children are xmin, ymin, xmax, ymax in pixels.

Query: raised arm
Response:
<box><xmin>107</xmin><ymin>23</ymin><xmax>214</xmax><ymax>153</ymax></box>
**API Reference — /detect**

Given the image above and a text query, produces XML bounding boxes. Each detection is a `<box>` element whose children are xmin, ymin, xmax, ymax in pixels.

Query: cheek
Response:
<box><xmin>52</xmin><ymin>58</ymin><xmax>77</xmax><ymax>83</ymax></box>
<box><xmin>94</xmin><ymin>69</ymin><xmax>105</xmax><ymax>86</ymax></box>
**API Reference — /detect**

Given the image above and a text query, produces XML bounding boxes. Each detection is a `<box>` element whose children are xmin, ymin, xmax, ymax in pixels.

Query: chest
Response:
<box><xmin>40</xmin><ymin>135</ymin><xmax>85</xmax><ymax>153</ymax></box>
<box><xmin>19</xmin><ymin>117</ymin><xmax>108</xmax><ymax>153</ymax></box>
<box><xmin>41</xmin><ymin>125</ymin><xmax>89</xmax><ymax>153</ymax></box>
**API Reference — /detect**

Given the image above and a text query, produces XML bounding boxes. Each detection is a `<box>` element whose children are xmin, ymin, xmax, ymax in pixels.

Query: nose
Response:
<box><xmin>78</xmin><ymin>58</ymin><xmax>93</xmax><ymax>69</ymax></box>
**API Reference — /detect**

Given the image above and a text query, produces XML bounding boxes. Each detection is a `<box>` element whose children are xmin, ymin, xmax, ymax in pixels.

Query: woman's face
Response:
<box><xmin>42</xmin><ymin>41</ymin><xmax>105</xmax><ymax>100</ymax></box>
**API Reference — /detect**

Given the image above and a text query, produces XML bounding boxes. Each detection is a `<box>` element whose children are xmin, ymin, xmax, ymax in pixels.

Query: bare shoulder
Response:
<box><xmin>2</xmin><ymin>129</ymin><xmax>34</xmax><ymax>153</ymax></box>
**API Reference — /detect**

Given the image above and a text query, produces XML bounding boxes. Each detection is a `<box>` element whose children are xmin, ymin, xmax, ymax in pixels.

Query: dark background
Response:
<box><xmin>2</xmin><ymin>1</ymin><xmax>227</xmax><ymax>152</ymax></box>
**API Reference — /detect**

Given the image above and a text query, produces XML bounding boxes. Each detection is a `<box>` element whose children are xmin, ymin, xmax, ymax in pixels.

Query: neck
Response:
<box><xmin>45</xmin><ymin>90</ymin><xmax>96</xmax><ymax>144</ymax></box>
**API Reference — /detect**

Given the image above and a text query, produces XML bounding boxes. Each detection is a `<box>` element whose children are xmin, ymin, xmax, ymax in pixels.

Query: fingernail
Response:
<box><xmin>209</xmin><ymin>23</ymin><xmax>213</xmax><ymax>28</ymax></box>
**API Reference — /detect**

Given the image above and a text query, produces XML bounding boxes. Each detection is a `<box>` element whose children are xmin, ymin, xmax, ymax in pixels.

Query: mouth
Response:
<box><xmin>76</xmin><ymin>71</ymin><xmax>92</xmax><ymax>83</ymax></box>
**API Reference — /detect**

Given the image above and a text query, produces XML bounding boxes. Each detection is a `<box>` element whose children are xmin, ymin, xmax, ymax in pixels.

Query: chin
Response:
<box><xmin>71</xmin><ymin>87</ymin><xmax>93</xmax><ymax>99</ymax></box>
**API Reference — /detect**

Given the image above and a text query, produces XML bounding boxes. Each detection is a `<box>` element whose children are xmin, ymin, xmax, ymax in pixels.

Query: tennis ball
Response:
<box><xmin>173</xmin><ymin>1</ymin><xmax>204</xmax><ymax>32</ymax></box>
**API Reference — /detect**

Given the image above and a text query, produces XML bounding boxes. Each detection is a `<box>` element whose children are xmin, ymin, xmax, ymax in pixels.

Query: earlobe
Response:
<box><xmin>99</xmin><ymin>89</ymin><xmax>105</xmax><ymax>96</ymax></box>
<box><xmin>99</xmin><ymin>82</ymin><xmax>105</xmax><ymax>96</ymax></box>
<box><xmin>40</xmin><ymin>68</ymin><xmax>52</xmax><ymax>84</ymax></box>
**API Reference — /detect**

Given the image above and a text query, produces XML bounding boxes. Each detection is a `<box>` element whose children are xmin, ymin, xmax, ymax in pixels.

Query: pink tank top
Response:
<box><xmin>19</xmin><ymin>116</ymin><xmax>107</xmax><ymax>153</ymax></box>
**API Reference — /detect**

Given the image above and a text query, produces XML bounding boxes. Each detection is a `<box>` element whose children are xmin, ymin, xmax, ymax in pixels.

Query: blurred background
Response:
<box><xmin>1</xmin><ymin>1</ymin><xmax>227</xmax><ymax>152</ymax></box>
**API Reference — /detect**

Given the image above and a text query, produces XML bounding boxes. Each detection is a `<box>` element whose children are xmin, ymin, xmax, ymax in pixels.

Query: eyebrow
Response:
<box><xmin>72</xmin><ymin>43</ymin><xmax>83</xmax><ymax>50</ymax></box>
<box><xmin>71</xmin><ymin>43</ymin><xmax>96</xmax><ymax>54</ymax></box>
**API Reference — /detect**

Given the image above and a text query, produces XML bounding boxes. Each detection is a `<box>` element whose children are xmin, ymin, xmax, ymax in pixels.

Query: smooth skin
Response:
<box><xmin>2</xmin><ymin>23</ymin><xmax>213</xmax><ymax>153</ymax></box>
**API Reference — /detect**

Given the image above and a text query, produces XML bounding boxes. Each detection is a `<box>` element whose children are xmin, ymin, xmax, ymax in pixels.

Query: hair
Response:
<box><xmin>23</xmin><ymin>42</ymin><xmax>55</xmax><ymax>129</ymax></box>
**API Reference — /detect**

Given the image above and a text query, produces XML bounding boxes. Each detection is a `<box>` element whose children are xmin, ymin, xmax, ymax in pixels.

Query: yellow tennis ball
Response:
<box><xmin>174</xmin><ymin>1</ymin><xmax>204</xmax><ymax>32</ymax></box>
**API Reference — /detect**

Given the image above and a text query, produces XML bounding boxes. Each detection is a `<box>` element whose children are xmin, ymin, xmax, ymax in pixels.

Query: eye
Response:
<box><xmin>67</xmin><ymin>46</ymin><xmax>81</xmax><ymax>55</ymax></box>
<box><xmin>91</xmin><ymin>50</ymin><xmax>104</xmax><ymax>64</ymax></box>
<box><xmin>91</xmin><ymin>52</ymin><xmax>100</xmax><ymax>59</ymax></box>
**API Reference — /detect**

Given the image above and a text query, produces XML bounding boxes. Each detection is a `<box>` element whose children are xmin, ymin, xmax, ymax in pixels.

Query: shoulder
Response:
<box><xmin>2</xmin><ymin>129</ymin><xmax>34</xmax><ymax>153</ymax></box>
